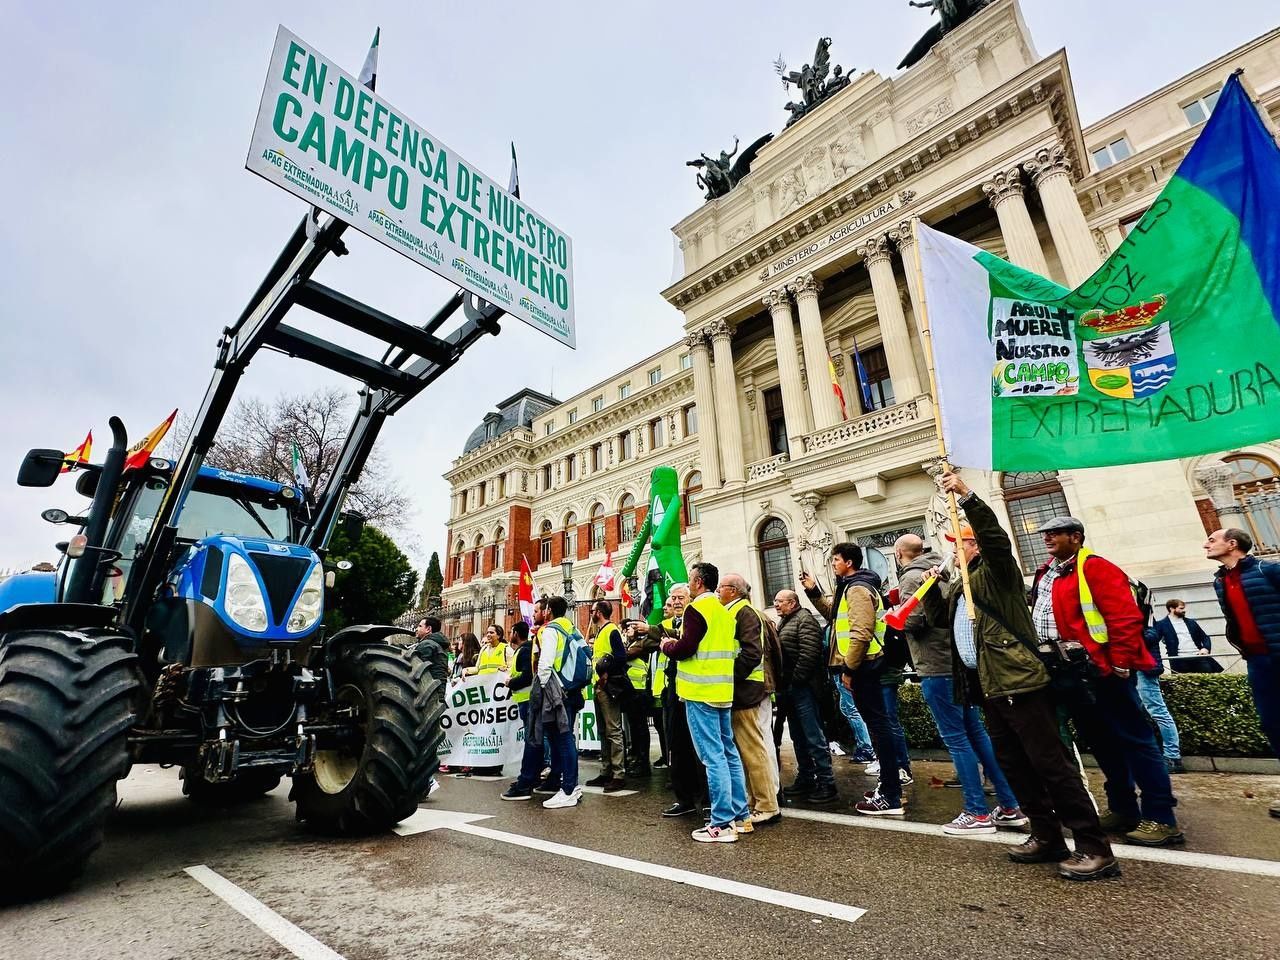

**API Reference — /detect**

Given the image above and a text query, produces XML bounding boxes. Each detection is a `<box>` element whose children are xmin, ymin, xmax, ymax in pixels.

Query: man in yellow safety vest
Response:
<box><xmin>1031</xmin><ymin>512</ymin><xmax>1182</xmax><ymax>848</ymax></box>
<box><xmin>585</xmin><ymin>599</ymin><xmax>630</xmax><ymax>793</ymax></box>
<box><xmin>802</xmin><ymin>543</ymin><xmax>906</xmax><ymax>817</ymax></box>
<box><xmin>661</xmin><ymin>562</ymin><xmax>749</xmax><ymax>842</ymax></box>
<box><xmin>719</xmin><ymin>574</ymin><xmax>782</xmax><ymax>828</ymax></box>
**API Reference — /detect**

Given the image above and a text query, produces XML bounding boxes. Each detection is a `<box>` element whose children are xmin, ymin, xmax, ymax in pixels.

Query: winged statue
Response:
<box><xmin>780</xmin><ymin>37</ymin><xmax>833</xmax><ymax>107</ymax></box>
<box><xmin>898</xmin><ymin>0</ymin><xmax>992</xmax><ymax>70</ymax></box>
<box><xmin>686</xmin><ymin>133</ymin><xmax>775</xmax><ymax>202</ymax></box>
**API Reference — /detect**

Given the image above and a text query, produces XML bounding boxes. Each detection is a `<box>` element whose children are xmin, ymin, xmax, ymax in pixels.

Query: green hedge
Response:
<box><xmin>896</xmin><ymin>674</ymin><xmax>1272</xmax><ymax>758</ymax></box>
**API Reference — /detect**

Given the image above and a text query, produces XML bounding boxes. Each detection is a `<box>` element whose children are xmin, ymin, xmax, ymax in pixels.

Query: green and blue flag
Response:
<box><xmin>919</xmin><ymin>73</ymin><xmax>1280</xmax><ymax>470</ymax></box>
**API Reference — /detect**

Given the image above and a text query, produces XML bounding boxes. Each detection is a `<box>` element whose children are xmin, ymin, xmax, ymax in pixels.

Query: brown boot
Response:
<box><xmin>1057</xmin><ymin>851</ymin><xmax>1121</xmax><ymax>881</ymax></box>
<box><xmin>1007</xmin><ymin>835</ymin><xmax>1070</xmax><ymax>864</ymax></box>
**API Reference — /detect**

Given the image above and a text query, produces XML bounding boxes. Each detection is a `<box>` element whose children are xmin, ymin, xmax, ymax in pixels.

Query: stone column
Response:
<box><xmin>1194</xmin><ymin>462</ymin><xmax>1246</xmax><ymax>523</ymax></box>
<box><xmin>1025</xmin><ymin>142</ymin><xmax>1101</xmax><ymax>286</ymax></box>
<box><xmin>788</xmin><ymin>273</ymin><xmax>842</xmax><ymax>429</ymax></box>
<box><xmin>982</xmin><ymin>166</ymin><xmax>1050</xmax><ymax>276</ymax></box>
<box><xmin>763</xmin><ymin>286</ymin><xmax>811</xmax><ymax>449</ymax></box>
<box><xmin>891</xmin><ymin>220</ymin><xmax>926</xmax><ymax>339</ymax></box>
<box><xmin>859</xmin><ymin>234</ymin><xmax>923</xmax><ymax>401</ymax></box>
<box><xmin>709</xmin><ymin>319</ymin><xmax>746</xmax><ymax>484</ymax></box>
<box><xmin>686</xmin><ymin>330</ymin><xmax>722</xmax><ymax>489</ymax></box>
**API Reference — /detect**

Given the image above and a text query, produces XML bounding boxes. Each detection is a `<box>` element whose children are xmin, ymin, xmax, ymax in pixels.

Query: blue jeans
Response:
<box><xmin>881</xmin><ymin>684</ymin><xmax>912</xmax><ymax>775</ymax></box>
<box><xmin>515</xmin><ymin>700</ymin><xmax>557</xmax><ymax>789</ymax></box>
<box><xmin>837</xmin><ymin>681</ymin><xmax>874</xmax><ymax>756</ymax></box>
<box><xmin>1246</xmin><ymin>655</ymin><xmax>1280</xmax><ymax>759</ymax></box>
<box><xmin>921</xmin><ymin>676</ymin><xmax>1019</xmax><ymax>814</ymax></box>
<box><xmin>685</xmin><ymin>700</ymin><xmax>749</xmax><ymax>827</ymax></box>
<box><xmin>785</xmin><ymin>684</ymin><xmax>835</xmax><ymax>788</ymax></box>
<box><xmin>1068</xmin><ymin>673</ymin><xmax>1177</xmax><ymax>826</ymax></box>
<box><xmin>1135</xmin><ymin>672</ymin><xmax>1182</xmax><ymax>763</ymax></box>
<box><xmin>547</xmin><ymin>705</ymin><xmax>580</xmax><ymax>795</ymax></box>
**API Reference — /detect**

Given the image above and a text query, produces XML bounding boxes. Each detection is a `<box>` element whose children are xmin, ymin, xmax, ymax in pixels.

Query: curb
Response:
<box><xmin>906</xmin><ymin>747</ymin><xmax>1280</xmax><ymax>775</ymax></box>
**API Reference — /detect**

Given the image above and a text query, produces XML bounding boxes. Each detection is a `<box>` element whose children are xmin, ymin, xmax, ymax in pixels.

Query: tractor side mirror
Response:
<box><xmin>75</xmin><ymin>470</ymin><xmax>100</xmax><ymax>498</ymax></box>
<box><xmin>18</xmin><ymin>449</ymin><xmax>66</xmax><ymax>488</ymax></box>
<box><xmin>340</xmin><ymin>511</ymin><xmax>366</xmax><ymax>543</ymax></box>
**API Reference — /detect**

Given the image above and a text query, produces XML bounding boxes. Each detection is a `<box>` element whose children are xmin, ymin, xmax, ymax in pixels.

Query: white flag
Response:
<box><xmin>359</xmin><ymin>27</ymin><xmax>379</xmax><ymax>90</ymax></box>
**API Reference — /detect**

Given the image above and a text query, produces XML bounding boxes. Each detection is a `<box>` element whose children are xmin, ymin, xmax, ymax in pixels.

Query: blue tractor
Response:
<box><xmin>0</xmin><ymin>208</ymin><xmax>504</xmax><ymax>899</ymax></box>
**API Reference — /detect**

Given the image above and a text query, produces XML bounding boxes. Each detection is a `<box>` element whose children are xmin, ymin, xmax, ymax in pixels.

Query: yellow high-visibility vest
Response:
<box><xmin>676</xmin><ymin>593</ymin><xmax>737</xmax><ymax>705</ymax></box>
<box><xmin>651</xmin><ymin>617</ymin><xmax>675</xmax><ymax>704</ymax></box>
<box><xmin>509</xmin><ymin>644</ymin><xmax>530</xmax><ymax>704</ymax></box>
<box><xmin>725</xmin><ymin>597</ymin><xmax>766</xmax><ymax>684</ymax></box>
<box><xmin>627</xmin><ymin>642</ymin><xmax>649</xmax><ymax>691</ymax></box>
<box><xmin>477</xmin><ymin>642</ymin><xmax>509</xmax><ymax>674</ymax></box>
<box><xmin>833</xmin><ymin>586</ymin><xmax>885</xmax><ymax>660</ymax></box>
<box><xmin>1076</xmin><ymin>547</ymin><xmax>1109</xmax><ymax>645</ymax></box>
<box><xmin>593</xmin><ymin>621</ymin><xmax>621</xmax><ymax>681</ymax></box>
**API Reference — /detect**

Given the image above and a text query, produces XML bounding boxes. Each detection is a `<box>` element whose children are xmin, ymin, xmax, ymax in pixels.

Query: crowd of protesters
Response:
<box><xmin>412</xmin><ymin>470</ymin><xmax>1280</xmax><ymax>880</ymax></box>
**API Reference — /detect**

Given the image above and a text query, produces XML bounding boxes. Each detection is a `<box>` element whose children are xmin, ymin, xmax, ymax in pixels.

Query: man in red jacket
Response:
<box><xmin>1030</xmin><ymin>515</ymin><xmax>1183</xmax><ymax>848</ymax></box>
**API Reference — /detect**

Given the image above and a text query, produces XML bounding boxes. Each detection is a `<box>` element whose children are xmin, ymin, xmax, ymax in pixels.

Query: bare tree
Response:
<box><xmin>169</xmin><ymin>387</ymin><xmax>411</xmax><ymax>532</ymax></box>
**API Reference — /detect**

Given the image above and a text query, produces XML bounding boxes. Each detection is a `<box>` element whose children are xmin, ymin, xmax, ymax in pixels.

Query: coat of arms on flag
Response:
<box><xmin>1080</xmin><ymin>296</ymin><xmax>1177</xmax><ymax>399</ymax></box>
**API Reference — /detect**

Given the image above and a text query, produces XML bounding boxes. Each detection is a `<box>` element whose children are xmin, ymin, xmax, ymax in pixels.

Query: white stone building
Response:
<box><xmin>442</xmin><ymin>1</ymin><xmax>1280</xmax><ymax>641</ymax></box>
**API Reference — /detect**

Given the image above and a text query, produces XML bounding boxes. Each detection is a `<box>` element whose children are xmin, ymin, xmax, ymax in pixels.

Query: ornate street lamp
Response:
<box><xmin>561</xmin><ymin>558</ymin><xmax>575</xmax><ymax>602</ymax></box>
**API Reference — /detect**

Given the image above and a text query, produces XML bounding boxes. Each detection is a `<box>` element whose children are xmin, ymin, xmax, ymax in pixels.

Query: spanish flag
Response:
<box><xmin>60</xmin><ymin>431</ymin><xmax>92</xmax><ymax>473</ymax></box>
<box><xmin>124</xmin><ymin>409</ymin><xmax>177</xmax><ymax>471</ymax></box>
<box><xmin>828</xmin><ymin>358</ymin><xmax>847</xmax><ymax>421</ymax></box>
<box><xmin>518</xmin><ymin>555</ymin><xmax>536</xmax><ymax>626</ymax></box>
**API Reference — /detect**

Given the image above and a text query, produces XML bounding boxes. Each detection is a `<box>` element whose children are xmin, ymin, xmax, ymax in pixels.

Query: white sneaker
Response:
<box><xmin>899</xmin><ymin>769</ymin><xmax>914</xmax><ymax>785</ymax></box>
<box><xmin>943</xmin><ymin>811</ymin><xmax>996</xmax><ymax>836</ymax></box>
<box><xmin>542</xmin><ymin>789</ymin><xmax>579</xmax><ymax>809</ymax></box>
<box><xmin>427</xmin><ymin>778</ymin><xmax>441</xmax><ymax>797</ymax></box>
<box><xmin>864</xmin><ymin>760</ymin><xmax>881</xmax><ymax>776</ymax></box>
<box><xmin>570</xmin><ymin>784</ymin><xmax>584</xmax><ymax>800</ymax></box>
<box><xmin>828</xmin><ymin>740</ymin><xmax>846</xmax><ymax>756</ymax></box>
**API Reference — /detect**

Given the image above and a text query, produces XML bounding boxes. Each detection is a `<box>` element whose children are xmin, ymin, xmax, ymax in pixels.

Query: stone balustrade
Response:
<box><xmin>746</xmin><ymin>453</ymin><xmax>790</xmax><ymax>482</ymax></box>
<box><xmin>803</xmin><ymin>397</ymin><xmax>927</xmax><ymax>454</ymax></box>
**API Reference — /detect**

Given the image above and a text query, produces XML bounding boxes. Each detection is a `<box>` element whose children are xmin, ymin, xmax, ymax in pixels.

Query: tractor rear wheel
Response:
<box><xmin>291</xmin><ymin>644</ymin><xmax>442</xmax><ymax>833</ymax></box>
<box><xmin>181</xmin><ymin>767</ymin><xmax>282</xmax><ymax>803</ymax></box>
<box><xmin>0</xmin><ymin>628</ymin><xmax>142</xmax><ymax>902</ymax></box>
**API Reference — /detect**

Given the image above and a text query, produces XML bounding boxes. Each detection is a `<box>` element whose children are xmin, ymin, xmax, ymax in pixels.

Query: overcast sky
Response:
<box><xmin>1</xmin><ymin>0</ymin><xmax>1276</xmax><ymax>576</ymax></box>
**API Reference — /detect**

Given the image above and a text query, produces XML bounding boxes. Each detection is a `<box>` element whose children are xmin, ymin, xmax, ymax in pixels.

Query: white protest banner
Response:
<box><xmin>439</xmin><ymin>673</ymin><xmax>525</xmax><ymax>767</ymax></box>
<box><xmin>439</xmin><ymin>675</ymin><xmax>603</xmax><ymax>766</ymax></box>
<box><xmin>247</xmin><ymin>26</ymin><xmax>576</xmax><ymax>348</ymax></box>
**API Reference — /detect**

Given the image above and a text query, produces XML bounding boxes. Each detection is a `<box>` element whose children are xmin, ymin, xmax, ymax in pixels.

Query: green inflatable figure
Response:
<box><xmin>619</xmin><ymin>466</ymin><xmax>688</xmax><ymax>626</ymax></box>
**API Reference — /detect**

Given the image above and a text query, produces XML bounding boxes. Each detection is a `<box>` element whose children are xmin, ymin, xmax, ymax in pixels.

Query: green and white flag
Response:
<box><xmin>290</xmin><ymin>441</ymin><xmax>311</xmax><ymax>492</ymax></box>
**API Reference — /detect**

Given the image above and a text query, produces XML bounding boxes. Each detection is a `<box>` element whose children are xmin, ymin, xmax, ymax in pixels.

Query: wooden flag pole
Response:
<box><xmin>907</xmin><ymin>217</ymin><xmax>975</xmax><ymax>619</ymax></box>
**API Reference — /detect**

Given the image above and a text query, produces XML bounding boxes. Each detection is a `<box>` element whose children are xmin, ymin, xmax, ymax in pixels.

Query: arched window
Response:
<box><xmin>1003</xmin><ymin>471</ymin><xmax>1071</xmax><ymax>573</ymax></box>
<box><xmin>619</xmin><ymin>493</ymin><xmax>637</xmax><ymax>542</ymax></box>
<box><xmin>451</xmin><ymin>538</ymin><xmax>465</xmax><ymax>581</ymax></box>
<box><xmin>563</xmin><ymin>512</ymin><xmax>579</xmax><ymax>559</ymax></box>
<box><xmin>590</xmin><ymin>503</ymin><xmax>606</xmax><ymax>551</ymax></box>
<box><xmin>1224</xmin><ymin>454</ymin><xmax>1280</xmax><ymax>554</ymax></box>
<box><xmin>758</xmin><ymin>518</ymin><xmax>794</xmax><ymax>605</ymax></box>
<box><xmin>472</xmin><ymin>535</ymin><xmax>485</xmax><ymax>577</ymax></box>
<box><xmin>684</xmin><ymin>471</ymin><xmax>703</xmax><ymax>526</ymax></box>
<box><xmin>539</xmin><ymin>519</ymin><xmax>553</xmax><ymax>565</ymax></box>
<box><xmin>493</xmin><ymin>526</ymin><xmax>506</xmax><ymax>572</ymax></box>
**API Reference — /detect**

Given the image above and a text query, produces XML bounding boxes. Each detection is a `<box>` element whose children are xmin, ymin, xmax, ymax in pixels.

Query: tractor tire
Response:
<box><xmin>181</xmin><ymin>767</ymin><xmax>282</xmax><ymax>804</ymax></box>
<box><xmin>291</xmin><ymin>644</ymin><xmax>443</xmax><ymax>834</ymax></box>
<box><xmin>0</xmin><ymin>628</ymin><xmax>142</xmax><ymax>902</ymax></box>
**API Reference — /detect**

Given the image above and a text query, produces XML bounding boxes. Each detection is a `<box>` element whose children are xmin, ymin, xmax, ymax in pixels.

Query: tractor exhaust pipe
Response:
<box><xmin>65</xmin><ymin>416</ymin><xmax>128</xmax><ymax>605</ymax></box>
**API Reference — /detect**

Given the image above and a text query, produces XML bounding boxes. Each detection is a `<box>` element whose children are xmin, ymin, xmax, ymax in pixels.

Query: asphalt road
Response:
<box><xmin>4</xmin><ymin>754</ymin><xmax>1279</xmax><ymax>960</ymax></box>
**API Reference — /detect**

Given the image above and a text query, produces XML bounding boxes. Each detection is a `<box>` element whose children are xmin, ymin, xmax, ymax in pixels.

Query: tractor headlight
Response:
<box><xmin>287</xmin><ymin>563</ymin><xmax>324</xmax><ymax>633</ymax></box>
<box><xmin>225</xmin><ymin>553</ymin><xmax>269</xmax><ymax>632</ymax></box>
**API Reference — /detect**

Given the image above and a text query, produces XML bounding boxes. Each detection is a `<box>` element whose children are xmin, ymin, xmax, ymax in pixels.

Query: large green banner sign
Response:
<box><xmin>247</xmin><ymin>26</ymin><xmax>576</xmax><ymax>348</ymax></box>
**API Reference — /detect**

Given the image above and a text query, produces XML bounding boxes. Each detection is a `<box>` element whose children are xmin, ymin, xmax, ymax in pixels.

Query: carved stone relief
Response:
<box><xmin>777</xmin><ymin>168</ymin><xmax>808</xmax><ymax>214</ymax></box>
<box><xmin>829</xmin><ymin>128</ymin><xmax>867</xmax><ymax>181</ymax></box>
<box><xmin>905</xmin><ymin>96</ymin><xmax>954</xmax><ymax>136</ymax></box>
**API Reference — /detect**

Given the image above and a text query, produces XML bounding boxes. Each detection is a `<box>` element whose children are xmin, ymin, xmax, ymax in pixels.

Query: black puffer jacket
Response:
<box><xmin>777</xmin><ymin>607</ymin><xmax>826</xmax><ymax>692</ymax></box>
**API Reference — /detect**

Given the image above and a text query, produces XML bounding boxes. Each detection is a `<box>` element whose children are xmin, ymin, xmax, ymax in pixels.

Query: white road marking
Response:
<box><xmin>783</xmin><ymin>807</ymin><xmax>1280</xmax><ymax>878</ymax></box>
<box><xmin>578</xmin><ymin>785</ymin><xmax>639</xmax><ymax>797</ymax></box>
<box><xmin>184</xmin><ymin>865</ymin><xmax>347</xmax><ymax>960</ymax></box>
<box><xmin>395</xmin><ymin>808</ymin><xmax>866</xmax><ymax>923</ymax></box>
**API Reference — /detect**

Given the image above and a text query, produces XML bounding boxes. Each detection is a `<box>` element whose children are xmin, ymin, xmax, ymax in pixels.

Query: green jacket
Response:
<box><xmin>946</xmin><ymin>492</ymin><xmax>1050</xmax><ymax>701</ymax></box>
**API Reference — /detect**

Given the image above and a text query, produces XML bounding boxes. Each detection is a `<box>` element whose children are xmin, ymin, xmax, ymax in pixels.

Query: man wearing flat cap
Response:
<box><xmin>1030</xmin><ymin>514</ymin><xmax>1183</xmax><ymax>848</ymax></box>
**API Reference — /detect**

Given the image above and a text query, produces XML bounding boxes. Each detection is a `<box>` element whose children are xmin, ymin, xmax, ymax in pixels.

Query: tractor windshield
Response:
<box><xmin>178</xmin><ymin>484</ymin><xmax>293</xmax><ymax>541</ymax></box>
